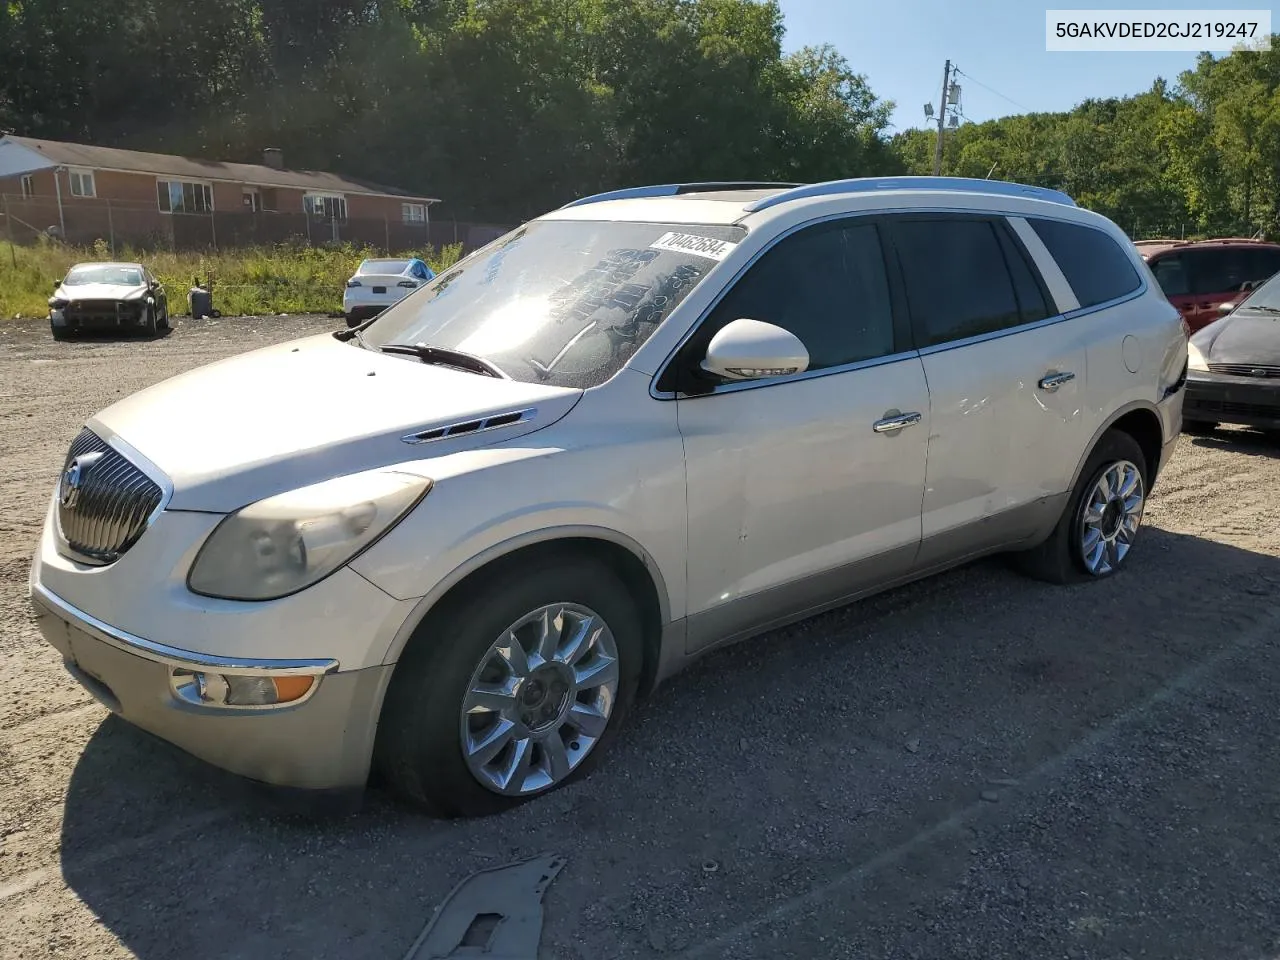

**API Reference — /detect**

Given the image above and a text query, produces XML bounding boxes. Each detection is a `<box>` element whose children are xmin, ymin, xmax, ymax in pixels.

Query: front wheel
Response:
<box><xmin>1013</xmin><ymin>430</ymin><xmax>1149</xmax><ymax>584</ymax></box>
<box><xmin>141</xmin><ymin>304</ymin><xmax>158</xmax><ymax>336</ymax></box>
<box><xmin>158</xmin><ymin>304</ymin><xmax>170</xmax><ymax>330</ymax></box>
<box><xmin>374</xmin><ymin>557</ymin><xmax>642</xmax><ymax>817</ymax></box>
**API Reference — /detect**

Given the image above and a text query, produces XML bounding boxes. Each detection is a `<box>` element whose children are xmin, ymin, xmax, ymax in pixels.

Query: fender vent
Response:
<box><xmin>402</xmin><ymin>408</ymin><xmax>536</xmax><ymax>445</ymax></box>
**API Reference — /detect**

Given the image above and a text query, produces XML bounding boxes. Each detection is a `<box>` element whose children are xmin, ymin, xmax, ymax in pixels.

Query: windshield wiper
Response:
<box><xmin>1242</xmin><ymin>304</ymin><xmax>1280</xmax><ymax>314</ymax></box>
<box><xmin>379</xmin><ymin>343</ymin><xmax>509</xmax><ymax>379</ymax></box>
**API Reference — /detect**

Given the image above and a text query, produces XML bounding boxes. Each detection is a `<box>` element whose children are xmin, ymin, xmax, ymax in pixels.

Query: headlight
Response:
<box><xmin>188</xmin><ymin>469</ymin><xmax>431</xmax><ymax>600</ymax></box>
<box><xmin>1187</xmin><ymin>340</ymin><xmax>1209</xmax><ymax>372</ymax></box>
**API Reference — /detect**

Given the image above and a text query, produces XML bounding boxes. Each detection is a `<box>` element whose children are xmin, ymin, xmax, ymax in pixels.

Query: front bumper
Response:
<box><xmin>30</xmin><ymin>580</ymin><xmax>392</xmax><ymax>796</ymax></box>
<box><xmin>1184</xmin><ymin>372</ymin><xmax>1280</xmax><ymax>429</ymax></box>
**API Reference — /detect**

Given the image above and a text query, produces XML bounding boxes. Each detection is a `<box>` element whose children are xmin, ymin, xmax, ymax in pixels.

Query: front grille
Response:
<box><xmin>56</xmin><ymin>429</ymin><xmax>164</xmax><ymax>564</ymax></box>
<box><xmin>1207</xmin><ymin>363</ymin><xmax>1280</xmax><ymax>378</ymax></box>
<box><xmin>64</xmin><ymin>300</ymin><xmax>140</xmax><ymax>323</ymax></box>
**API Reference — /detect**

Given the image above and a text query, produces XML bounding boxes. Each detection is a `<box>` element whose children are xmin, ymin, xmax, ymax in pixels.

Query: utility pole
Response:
<box><xmin>932</xmin><ymin>60</ymin><xmax>951</xmax><ymax>176</ymax></box>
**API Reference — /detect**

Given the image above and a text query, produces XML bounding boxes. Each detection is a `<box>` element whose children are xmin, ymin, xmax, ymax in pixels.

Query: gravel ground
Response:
<box><xmin>2</xmin><ymin>314</ymin><xmax>1280</xmax><ymax>960</ymax></box>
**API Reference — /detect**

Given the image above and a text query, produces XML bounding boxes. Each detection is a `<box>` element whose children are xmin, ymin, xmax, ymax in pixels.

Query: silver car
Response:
<box><xmin>29</xmin><ymin>177</ymin><xmax>1187</xmax><ymax>816</ymax></box>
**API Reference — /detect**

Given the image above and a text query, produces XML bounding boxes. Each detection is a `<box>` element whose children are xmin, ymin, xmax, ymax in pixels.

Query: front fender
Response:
<box><xmin>348</xmin><ymin>411</ymin><xmax>688</xmax><ymax>661</ymax></box>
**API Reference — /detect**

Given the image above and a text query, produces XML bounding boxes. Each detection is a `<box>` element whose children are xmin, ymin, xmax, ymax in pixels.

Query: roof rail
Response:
<box><xmin>740</xmin><ymin>176</ymin><xmax>1076</xmax><ymax>213</ymax></box>
<box><xmin>560</xmin><ymin>182</ymin><xmax>803</xmax><ymax>209</ymax></box>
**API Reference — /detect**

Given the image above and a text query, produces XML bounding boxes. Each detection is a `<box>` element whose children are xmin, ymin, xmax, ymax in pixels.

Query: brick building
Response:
<box><xmin>0</xmin><ymin>135</ymin><xmax>455</xmax><ymax>251</ymax></box>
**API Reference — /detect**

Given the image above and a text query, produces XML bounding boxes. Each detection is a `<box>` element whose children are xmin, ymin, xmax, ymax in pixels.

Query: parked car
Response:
<box><xmin>343</xmin><ymin>257</ymin><xmax>435</xmax><ymax>326</ymax></box>
<box><xmin>48</xmin><ymin>262</ymin><xmax>169</xmax><ymax>339</ymax></box>
<box><xmin>1183</xmin><ymin>268</ymin><xmax>1280</xmax><ymax>434</ymax></box>
<box><xmin>29</xmin><ymin>177</ymin><xmax>1186</xmax><ymax>817</ymax></box>
<box><xmin>1146</xmin><ymin>238</ymin><xmax>1280</xmax><ymax>333</ymax></box>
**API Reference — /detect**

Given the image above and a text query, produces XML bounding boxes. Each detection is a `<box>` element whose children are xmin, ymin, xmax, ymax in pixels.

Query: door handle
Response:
<box><xmin>872</xmin><ymin>411</ymin><xmax>922</xmax><ymax>434</ymax></box>
<box><xmin>1038</xmin><ymin>371</ymin><xmax>1075</xmax><ymax>392</ymax></box>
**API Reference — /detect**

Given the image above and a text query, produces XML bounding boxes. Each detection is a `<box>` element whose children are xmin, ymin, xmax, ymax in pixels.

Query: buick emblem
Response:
<box><xmin>1251</xmin><ymin>368</ymin><xmax>1268</xmax><ymax>377</ymax></box>
<box><xmin>60</xmin><ymin>452</ymin><xmax>102</xmax><ymax>507</ymax></box>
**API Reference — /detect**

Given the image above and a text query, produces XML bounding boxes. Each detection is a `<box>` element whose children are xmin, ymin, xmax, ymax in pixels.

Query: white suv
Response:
<box><xmin>28</xmin><ymin>177</ymin><xmax>1188</xmax><ymax>817</ymax></box>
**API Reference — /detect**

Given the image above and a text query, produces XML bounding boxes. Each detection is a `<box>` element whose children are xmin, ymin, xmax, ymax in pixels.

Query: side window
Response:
<box><xmin>697</xmin><ymin>220</ymin><xmax>896</xmax><ymax>374</ymax></box>
<box><xmin>997</xmin><ymin>227</ymin><xmax>1051</xmax><ymax>322</ymax></box>
<box><xmin>1187</xmin><ymin>249</ymin><xmax>1241</xmax><ymax>295</ymax></box>
<box><xmin>1151</xmin><ymin>254</ymin><xmax>1189</xmax><ymax>296</ymax></box>
<box><xmin>1240</xmin><ymin>248</ymin><xmax>1280</xmax><ymax>289</ymax></box>
<box><xmin>890</xmin><ymin>218</ymin><xmax>1023</xmax><ymax>347</ymax></box>
<box><xmin>1027</xmin><ymin>217</ymin><xmax>1141</xmax><ymax>308</ymax></box>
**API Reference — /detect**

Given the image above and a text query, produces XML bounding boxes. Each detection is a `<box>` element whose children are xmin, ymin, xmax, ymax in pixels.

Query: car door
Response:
<box><xmin>883</xmin><ymin>213</ymin><xmax>1086</xmax><ymax>568</ymax></box>
<box><xmin>669</xmin><ymin>217</ymin><xmax>931</xmax><ymax>653</ymax></box>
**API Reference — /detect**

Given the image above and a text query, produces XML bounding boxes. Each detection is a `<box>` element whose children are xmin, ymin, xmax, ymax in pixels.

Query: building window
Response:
<box><xmin>304</xmin><ymin>194</ymin><xmax>347</xmax><ymax>221</ymax></box>
<box><xmin>68</xmin><ymin>169</ymin><xmax>95</xmax><ymax>198</ymax></box>
<box><xmin>157</xmin><ymin>179</ymin><xmax>214</xmax><ymax>214</ymax></box>
<box><xmin>20</xmin><ymin>175</ymin><xmax>34</xmax><ymax>198</ymax></box>
<box><xmin>243</xmin><ymin>189</ymin><xmax>261</xmax><ymax>212</ymax></box>
<box><xmin>402</xmin><ymin>202</ymin><xmax>426</xmax><ymax>224</ymax></box>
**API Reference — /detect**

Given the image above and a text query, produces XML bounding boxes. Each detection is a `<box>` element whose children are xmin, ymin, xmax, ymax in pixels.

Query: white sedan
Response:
<box><xmin>343</xmin><ymin>258</ymin><xmax>435</xmax><ymax>326</ymax></box>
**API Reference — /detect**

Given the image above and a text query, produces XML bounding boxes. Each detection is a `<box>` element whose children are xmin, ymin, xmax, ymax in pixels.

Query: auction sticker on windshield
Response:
<box><xmin>649</xmin><ymin>232</ymin><xmax>739</xmax><ymax>262</ymax></box>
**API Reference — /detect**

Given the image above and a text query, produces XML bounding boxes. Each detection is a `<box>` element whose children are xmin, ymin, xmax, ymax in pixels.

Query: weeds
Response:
<box><xmin>0</xmin><ymin>238</ymin><xmax>464</xmax><ymax>319</ymax></box>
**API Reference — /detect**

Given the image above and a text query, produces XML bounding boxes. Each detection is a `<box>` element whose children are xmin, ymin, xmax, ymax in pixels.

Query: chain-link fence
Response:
<box><xmin>0</xmin><ymin>194</ymin><xmax>510</xmax><ymax>255</ymax></box>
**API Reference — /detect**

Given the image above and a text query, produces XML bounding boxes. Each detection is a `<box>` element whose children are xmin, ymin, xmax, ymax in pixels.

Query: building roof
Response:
<box><xmin>0</xmin><ymin>135</ymin><xmax>439</xmax><ymax>202</ymax></box>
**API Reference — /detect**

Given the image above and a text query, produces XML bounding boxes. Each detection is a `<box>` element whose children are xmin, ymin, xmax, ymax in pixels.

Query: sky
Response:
<box><xmin>775</xmin><ymin>0</ymin><xmax>1233</xmax><ymax>132</ymax></box>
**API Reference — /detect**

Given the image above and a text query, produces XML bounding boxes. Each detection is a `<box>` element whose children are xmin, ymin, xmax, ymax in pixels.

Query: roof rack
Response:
<box><xmin>740</xmin><ymin>176</ymin><xmax>1076</xmax><ymax>213</ymax></box>
<box><xmin>560</xmin><ymin>182</ymin><xmax>803</xmax><ymax>209</ymax></box>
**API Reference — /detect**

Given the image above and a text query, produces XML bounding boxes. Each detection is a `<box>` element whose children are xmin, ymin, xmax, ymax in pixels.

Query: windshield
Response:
<box><xmin>1235</xmin><ymin>269</ymin><xmax>1280</xmax><ymax>311</ymax></box>
<box><xmin>358</xmin><ymin>259</ymin><xmax>411</xmax><ymax>274</ymax></box>
<box><xmin>64</xmin><ymin>265</ymin><xmax>143</xmax><ymax>286</ymax></box>
<box><xmin>362</xmin><ymin>220</ymin><xmax>746</xmax><ymax>388</ymax></box>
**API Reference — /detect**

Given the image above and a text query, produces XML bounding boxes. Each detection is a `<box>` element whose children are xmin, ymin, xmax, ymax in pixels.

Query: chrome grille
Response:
<box><xmin>1207</xmin><ymin>363</ymin><xmax>1280</xmax><ymax>378</ymax></box>
<box><xmin>56</xmin><ymin>429</ymin><xmax>164</xmax><ymax>564</ymax></box>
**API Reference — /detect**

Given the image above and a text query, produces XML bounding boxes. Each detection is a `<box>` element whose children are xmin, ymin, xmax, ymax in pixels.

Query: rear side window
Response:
<box><xmin>1028</xmin><ymin>218</ymin><xmax>1141</xmax><ymax>308</ymax></box>
<box><xmin>890</xmin><ymin>218</ymin><xmax>1025</xmax><ymax>347</ymax></box>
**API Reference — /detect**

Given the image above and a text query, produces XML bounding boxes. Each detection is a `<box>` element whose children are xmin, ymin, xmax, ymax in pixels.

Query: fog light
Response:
<box><xmin>174</xmin><ymin>669</ymin><xmax>315</xmax><ymax>708</ymax></box>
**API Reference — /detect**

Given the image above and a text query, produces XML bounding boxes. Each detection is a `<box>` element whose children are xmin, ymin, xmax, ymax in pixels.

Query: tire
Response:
<box><xmin>1012</xmin><ymin>429</ymin><xmax>1149</xmax><ymax>585</ymax></box>
<box><xmin>50</xmin><ymin>322</ymin><xmax>70</xmax><ymax>341</ymax></box>
<box><xmin>158</xmin><ymin>305</ymin><xmax>170</xmax><ymax>330</ymax></box>
<box><xmin>345</xmin><ymin>312</ymin><xmax>362</xmax><ymax>328</ymax></box>
<box><xmin>141</xmin><ymin>304</ymin><xmax>158</xmax><ymax>337</ymax></box>
<box><xmin>1181</xmin><ymin>418</ymin><xmax>1216</xmax><ymax>435</ymax></box>
<box><xmin>374</xmin><ymin>556</ymin><xmax>643</xmax><ymax>818</ymax></box>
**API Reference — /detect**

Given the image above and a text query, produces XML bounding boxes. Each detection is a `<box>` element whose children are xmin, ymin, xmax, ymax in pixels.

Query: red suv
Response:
<box><xmin>1145</xmin><ymin>238</ymin><xmax>1280</xmax><ymax>333</ymax></box>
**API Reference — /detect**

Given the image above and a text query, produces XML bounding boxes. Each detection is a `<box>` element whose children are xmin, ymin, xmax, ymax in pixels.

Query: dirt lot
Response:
<box><xmin>2</xmin><ymin>314</ymin><xmax>1280</xmax><ymax>960</ymax></box>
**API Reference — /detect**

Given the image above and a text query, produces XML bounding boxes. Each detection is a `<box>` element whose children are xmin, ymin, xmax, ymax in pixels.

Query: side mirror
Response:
<box><xmin>701</xmin><ymin>318</ymin><xmax>810</xmax><ymax>381</ymax></box>
<box><xmin>1216</xmin><ymin>302</ymin><xmax>1236</xmax><ymax>318</ymax></box>
<box><xmin>52</xmin><ymin>280</ymin><xmax>60</xmax><ymax>292</ymax></box>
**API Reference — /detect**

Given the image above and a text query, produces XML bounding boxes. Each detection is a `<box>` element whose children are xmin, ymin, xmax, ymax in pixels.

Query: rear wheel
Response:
<box><xmin>374</xmin><ymin>557</ymin><xmax>642</xmax><ymax>818</ymax></box>
<box><xmin>1013</xmin><ymin>430</ymin><xmax>1149</xmax><ymax>584</ymax></box>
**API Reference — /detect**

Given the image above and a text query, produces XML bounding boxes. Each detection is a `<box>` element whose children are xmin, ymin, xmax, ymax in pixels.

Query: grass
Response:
<box><xmin>0</xmin><ymin>238</ymin><xmax>465</xmax><ymax>320</ymax></box>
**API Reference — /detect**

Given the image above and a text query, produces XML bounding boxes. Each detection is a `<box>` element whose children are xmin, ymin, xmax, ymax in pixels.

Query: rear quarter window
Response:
<box><xmin>1028</xmin><ymin>218</ymin><xmax>1142</xmax><ymax>309</ymax></box>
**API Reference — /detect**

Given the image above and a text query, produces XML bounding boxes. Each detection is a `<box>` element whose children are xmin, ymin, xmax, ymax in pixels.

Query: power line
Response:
<box><xmin>952</xmin><ymin>67</ymin><xmax>1030</xmax><ymax>113</ymax></box>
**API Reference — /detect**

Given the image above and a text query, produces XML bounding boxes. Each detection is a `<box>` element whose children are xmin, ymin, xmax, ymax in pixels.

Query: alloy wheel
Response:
<box><xmin>459</xmin><ymin>602</ymin><xmax>620</xmax><ymax>796</ymax></box>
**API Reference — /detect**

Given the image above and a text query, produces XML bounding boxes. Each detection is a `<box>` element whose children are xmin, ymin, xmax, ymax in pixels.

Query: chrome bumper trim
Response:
<box><xmin>30</xmin><ymin>582</ymin><xmax>340</xmax><ymax>676</ymax></box>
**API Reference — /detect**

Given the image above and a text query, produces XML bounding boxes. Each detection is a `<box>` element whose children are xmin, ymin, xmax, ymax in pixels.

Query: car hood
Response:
<box><xmin>86</xmin><ymin>333</ymin><xmax>583</xmax><ymax>512</ymax></box>
<box><xmin>1198</xmin><ymin>311</ymin><xmax>1280</xmax><ymax>366</ymax></box>
<box><xmin>55</xmin><ymin>282</ymin><xmax>148</xmax><ymax>301</ymax></box>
